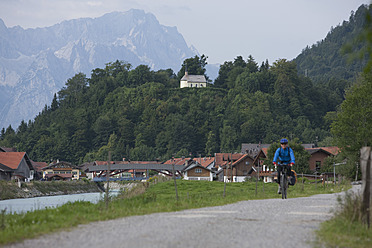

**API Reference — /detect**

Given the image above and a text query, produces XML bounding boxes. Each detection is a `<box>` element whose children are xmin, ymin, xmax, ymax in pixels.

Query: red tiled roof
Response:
<box><xmin>163</xmin><ymin>158</ymin><xmax>192</xmax><ymax>166</ymax></box>
<box><xmin>215</xmin><ymin>153</ymin><xmax>244</xmax><ymax>167</ymax></box>
<box><xmin>232</xmin><ymin>154</ymin><xmax>253</xmax><ymax>166</ymax></box>
<box><xmin>0</xmin><ymin>152</ymin><xmax>26</xmax><ymax>170</ymax></box>
<box><xmin>305</xmin><ymin>147</ymin><xmax>340</xmax><ymax>156</ymax></box>
<box><xmin>163</xmin><ymin>157</ymin><xmax>214</xmax><ymax>168</ymax></box>
<box><xmin>261</xmin><ymin>148</ymin><xmax>269</xmax><ymax>156</ymax></box>
<box><xmin>94</xmin><ymin>161</ymin><xmax>161</xmax><ymax>165</ymax></box>
<box><xmin>194</xmin><ymin>157</ymin><xmax>214</xmax><ymax>168</ymax></box>
<box><xmin>319</xmin><ymin>147</ymin><xmax>340</xmax><ymax>155</ymax></box>
<box><xmin>31</xmin><ymin>161</ymin><xmax>48</xmax><ymax>172</ymax></box>
<box><xmin>45</xmin><ymin>173</ymin><xmax>72</xmax><ymax>179</ymax></box>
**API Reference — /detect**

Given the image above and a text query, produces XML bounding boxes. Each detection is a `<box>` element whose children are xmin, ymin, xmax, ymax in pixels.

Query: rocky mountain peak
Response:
<box><xmin>0</xmin><ymin>10</ymin><xmax>198</xmax><ymax>129</ymax></box>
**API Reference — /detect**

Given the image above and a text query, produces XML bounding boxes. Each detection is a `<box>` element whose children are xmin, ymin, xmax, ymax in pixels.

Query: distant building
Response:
<box><xmin>306</xmin><ymin>147</ymin><xmax>340</xmax><ymax>171</ymax></box>
<box><xmin>31</xmin><ymin>161</ymin><xmax>48</xmax><ymax>180</ymax></box>
<box><xmin>180</xmin><ymin>71</ymin><xmax>207</xmax><ymax>88</ymax></box>
<box><xmin>181</xmin><ymin>157</ymin><xmax>215</xmax><ymax>181</ymax></box>
<box><xmin>42</xmin><ymin>161</ymin><xmax>80</xmax><ymax>181</ymax></box>
<box><xmin>0</xmin><ymin>151</ymin><xmax>34</xmax><ymax>181</ymax></box>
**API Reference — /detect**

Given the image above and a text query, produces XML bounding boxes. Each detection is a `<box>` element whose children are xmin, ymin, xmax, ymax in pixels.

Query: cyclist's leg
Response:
<box><xmin>286</xmin><ymin>165</ymin><xmax>291</xmax><ymax>176</ymax></box>
<box><xmin>277</xmin><ymin>165</ymin><xmax>283</xmax><ymax>184</ymax></box>
<box><xmin>284</xmin><ymin>165</ymin><xmax>290</xmax><ymax>198</ymax></box>
<box><xmin>277</xmin><ymin>165</ymin><xmax>282</xmax><ymax>194</ymax></box>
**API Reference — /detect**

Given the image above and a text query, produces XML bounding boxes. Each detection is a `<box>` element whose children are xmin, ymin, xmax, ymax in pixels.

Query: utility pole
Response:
<box><xmin>172</xmin><ymin>157</ymin><xmax>179</xmax><ymax>201</ymax></box>
<box><xmin>255</xmin><ymin>166</ymin><xmax>258</xmax><ymax>196</ymax></box>
<box><xmin>223</xmin><ymin>154</ymin><xmax>227</xmax><ymax>198</ymax></box>
<box><xmin>105</xmin><ymin>151</ymin><xmax>111</xmax><ymax>210</ymax></box>
<box><xmin>230</xmin><ymin>152</ymin><xmax>233</xmax><ymax>182</ymax></box>
<box><xmin>262</xmin><ymin>162</ymin><xmax>264</xmax><ymax>193</ymax></box>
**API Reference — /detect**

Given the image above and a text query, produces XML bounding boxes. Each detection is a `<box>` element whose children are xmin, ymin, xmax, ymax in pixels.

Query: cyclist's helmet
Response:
<box><xmin>280</xmin><ymin>138</ymin><xmax>288</xmax><ymax>144</ymax></box>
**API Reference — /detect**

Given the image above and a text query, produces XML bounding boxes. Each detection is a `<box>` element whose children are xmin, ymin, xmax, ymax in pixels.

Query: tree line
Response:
<box><xmin>1</xmin><ymin>5</ymin><xmax>371</xmax><ymax>176</ymax></box>
<box><xmin>0</xmin><ymin>56</ymin><xmax>341</xmax><ymax>165</ymax></box>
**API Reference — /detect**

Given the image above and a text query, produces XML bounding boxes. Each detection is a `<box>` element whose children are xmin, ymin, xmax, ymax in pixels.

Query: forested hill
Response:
<box><xmin>0</xmin><ymin>5</ymin><xmax>368</xmax><ymax>164</ymax></box>
<box><xmin>294</xmin><ymin>4</ymin><xmax>369</xmax><ymax>84</ymax></box>
<box><xmin>0</xmin><ymin>56</ymin><xmax>343</xmax><ymax>164</ymax></box>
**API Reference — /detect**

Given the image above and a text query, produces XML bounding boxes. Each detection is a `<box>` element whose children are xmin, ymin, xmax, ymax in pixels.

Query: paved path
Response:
<box><xmin>6</xmin><ymin>185</ymin><xmax>361</xmax><ymax>248</ymax></box>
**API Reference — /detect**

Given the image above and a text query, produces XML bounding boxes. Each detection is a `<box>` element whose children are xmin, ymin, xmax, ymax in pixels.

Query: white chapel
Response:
<box><xmin>180</xmin><ymin>71</ymin><xmax>207</xmax><ymax>88</ymax></box>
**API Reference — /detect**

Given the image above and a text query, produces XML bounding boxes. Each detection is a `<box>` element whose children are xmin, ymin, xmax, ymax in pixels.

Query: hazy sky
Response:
<box><xmin>0</xmin><ymin>0</ymin><xmax>370</xmax><ymax>65</ymax></box>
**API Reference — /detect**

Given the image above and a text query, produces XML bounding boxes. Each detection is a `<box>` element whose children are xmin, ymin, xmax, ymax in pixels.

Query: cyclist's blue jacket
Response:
<box><xmin>273</xmin><ymin>147</ymin><xmax>295</xmax><ymax>164</ymax></box>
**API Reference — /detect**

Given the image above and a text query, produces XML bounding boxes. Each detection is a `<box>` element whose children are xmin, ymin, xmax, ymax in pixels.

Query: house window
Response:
<box><xmin>316</xmin><ymin>161</ymin><xmax>321</xmax><ymax>171</ymax></box>
<box><xmin>245</xmin><ymin>161</ymin><xmax>250</xmax><ymax>165</ymax></box>
<box><xmin>195</xmin><ymin>168</ymin><xmax>202</xmax><ymax>173</ymax></box>
<box><xmin>190</xmin><ymin>84</ymin><xmax>193</xmax><ymax>87</ymax></box>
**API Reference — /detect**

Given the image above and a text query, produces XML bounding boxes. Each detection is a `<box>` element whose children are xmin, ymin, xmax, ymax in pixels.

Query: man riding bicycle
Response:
<box><xmin>273</xmin><ymin>138</ymin><xmax>295</xmax><ymax>194</ymax></box>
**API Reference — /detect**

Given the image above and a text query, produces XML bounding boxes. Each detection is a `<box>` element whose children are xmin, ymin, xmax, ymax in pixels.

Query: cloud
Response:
<box><xmin>86</xmin><ymin>1</ymin><xmax>103</xmax><ymax>7</ymax></box>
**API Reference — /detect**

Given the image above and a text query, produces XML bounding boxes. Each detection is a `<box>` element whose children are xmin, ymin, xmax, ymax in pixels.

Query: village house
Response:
<box><xmin>42</xmin><ymin>161</ymin><xmax>80</xmax><ymax>181</ymax></box>
<box><xmin>163</xmin><ymin>157</ymin><xmax>192</xmax><ymax>178</ymax></box>
<box><xmin>214</xmin><ymin>153</ymin><xmax>255</xmax><ymax>182</ymax></box>
<box><xmin>180</xmin><ymin>71</ymin><xmax>207</xmax><ymax>88</ymax></box>
<box><xmin>0</xmin><ymin>149</ymin><xmax>34</xmax><ymax>181</ymax></box>
<box><xmin>251</xmin><ymin>148</ymin><xmax>275</xmax><ymax>183</ymax></box>
<box><xmin>215</xmin><ymin>153</ymin><xmax>242</xmax><ymax>181</ymax></box>
<box><xmin>183</xmin><ymin>162</ymin><xmax>213</xmax><ymax>181</ymax></box>
<box><xmin>182</xmin><ymin>157</ymin><xmax>215</xmax><ymax>181</ymax></box>
<box><xmin>306</xmin><ymin>147</ymin><xmax>340</xmax><ymax>171</ymax></box>
<box><xmin>31</xmin><ymin>161</ymin><xmax>48</xmax><ymax>180</ymax></box>
<box><xmin>80</xmin><ymin>161</ymin><xmax>95</xmax><ymax>180</ymax></box>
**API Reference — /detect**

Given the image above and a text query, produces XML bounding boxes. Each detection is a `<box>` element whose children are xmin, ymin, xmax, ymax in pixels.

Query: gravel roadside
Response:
<box><xmin>5</xmin><ymin>185</ymin><xmax>361</xmax><ymax>248</ymax></box>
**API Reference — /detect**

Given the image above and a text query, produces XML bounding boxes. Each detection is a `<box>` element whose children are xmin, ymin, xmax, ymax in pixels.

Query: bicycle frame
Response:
<box><xmin>278</xmin><ymin>163</ymin><xmax>290</xmax><ymax>199</ymax></box>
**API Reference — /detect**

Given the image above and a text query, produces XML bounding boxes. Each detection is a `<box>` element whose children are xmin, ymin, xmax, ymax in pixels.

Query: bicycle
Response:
<box><xmin>278</xmin><ymin>163</ymin><xmax>291</xmax><ymax>199</ymax></box>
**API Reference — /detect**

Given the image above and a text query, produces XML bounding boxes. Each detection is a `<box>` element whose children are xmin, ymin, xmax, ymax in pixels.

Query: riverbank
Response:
<box><xmin>0</xmin><ymin>180</ymin><xmax>101</xmax><ymax>200</ymax></box>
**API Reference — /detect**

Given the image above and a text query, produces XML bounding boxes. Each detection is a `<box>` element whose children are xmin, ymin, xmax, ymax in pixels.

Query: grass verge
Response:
<box><xmin>315</xmin><ymin>191</ymin><xmax>372</xmax><ymax>248</ymax></box>
<box><xmin>0</xmin><ymin>178</ymin><xmax>350</xmax><ymax>245</ymax></box>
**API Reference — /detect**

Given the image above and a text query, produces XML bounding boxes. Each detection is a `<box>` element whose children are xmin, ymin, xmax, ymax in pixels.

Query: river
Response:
<box><xmin>0</xmin><ymin>191</ymin><xmax>119</xmax><ymax>214</ymax></box>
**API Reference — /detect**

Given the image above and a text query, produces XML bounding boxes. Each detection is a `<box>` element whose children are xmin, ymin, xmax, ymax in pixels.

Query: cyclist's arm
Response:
<box><xmin>289</xmin><ymin>148</ymin><xmax>295</xmax><ymax>164</ymax></box>
<box><xmin>273</xmin><ymin>148</ymin><xmax>280</xmax><ymax>164</ymax></box>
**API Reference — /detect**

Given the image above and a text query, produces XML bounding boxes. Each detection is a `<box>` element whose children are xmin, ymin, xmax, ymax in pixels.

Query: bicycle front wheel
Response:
<box><xmin>281</xmin><ymin>173</ymin><xmax>288</xmax><ymax>199</ymax></box>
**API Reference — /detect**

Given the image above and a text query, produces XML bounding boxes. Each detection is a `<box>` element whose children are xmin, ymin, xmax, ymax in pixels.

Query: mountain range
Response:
<box><xmin>0</xmin><ymin>9</ymin><xmax>200</xmax><ymax>129</ymax></box>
